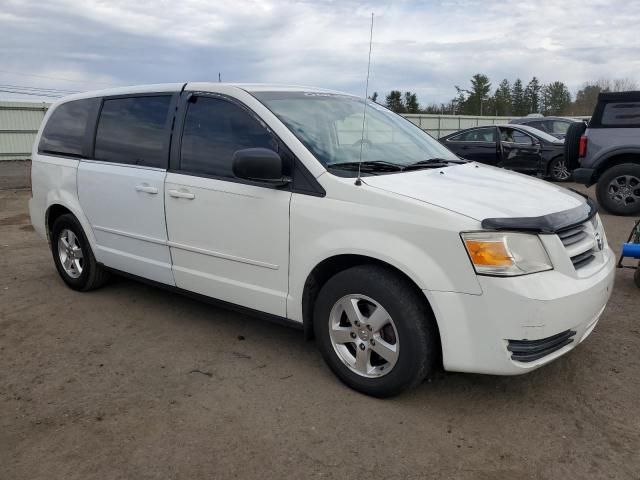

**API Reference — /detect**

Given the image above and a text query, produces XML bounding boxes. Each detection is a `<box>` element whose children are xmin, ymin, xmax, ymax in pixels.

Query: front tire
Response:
<box><xmin>313</xmin><ymin>265</ymin><xmax>438</xmax><ymax>397</ymax></box>
<box><xmin>596</xmin><ymin>163</ymin><xmax>640</xmax><ymax>215</ymax></box>
<box><xmin>50</xmin><ymin>214</ymin><xmax>109</xmax><ymax>291</ymax></box>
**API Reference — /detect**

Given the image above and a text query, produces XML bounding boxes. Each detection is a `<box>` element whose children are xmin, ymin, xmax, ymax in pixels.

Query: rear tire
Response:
<box><xmin>51</xmin><ymin>214</ymin><xmax>109</xmax><ymax>291</ymax></box>
<box><xmin>634</xmin><ymin>264</ymin><xmax>640</xmax><ymax>289</ymax></box>
<box><xmin>313</xmin><ymin>264</ymin><xmax>438</xmax><ymax>397</ymax></box>
<box><xmin>564</xmin><ymin>122</ymin><xmax>586</xmax><ymax>170</ymax></box>
<box><xmin>548</xmin><ymin>156</ymin><xmax>572</xmax><ymax>182</ymax></box>
<box><xmin>596</xmin><ymin>163</ymin><xmax>640</xmax><ymax>215</ymax></box>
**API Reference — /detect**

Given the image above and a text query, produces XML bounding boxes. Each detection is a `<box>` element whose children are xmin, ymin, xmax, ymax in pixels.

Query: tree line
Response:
<box><xmin>373</xmin><ymin>76</ymin><xmax>637</xmax><ymax>117</ymax></box>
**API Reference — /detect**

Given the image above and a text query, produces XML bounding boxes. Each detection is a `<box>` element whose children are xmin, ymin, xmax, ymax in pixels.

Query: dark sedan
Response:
<box><xmin>509</xmin><ymin>116</ymin><xmax>583</xmax><ymax>140</ymax></box>
<box><xmin>439</xmin><ymin>124</ymin><xmax>570</xmax><ymax>181</ymax></box>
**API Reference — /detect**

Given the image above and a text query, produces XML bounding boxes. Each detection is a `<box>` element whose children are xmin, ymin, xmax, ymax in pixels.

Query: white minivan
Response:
<box><xmin>29</xmin><ymin>83</ymin><xmax>615</xmax><ymax>397</ymax></box>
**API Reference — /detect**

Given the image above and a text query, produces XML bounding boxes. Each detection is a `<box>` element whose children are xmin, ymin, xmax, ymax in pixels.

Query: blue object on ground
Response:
<box><xmin>621</xmin><ymin>242</ymin><xmax>640</xmax><ymax>259</ymax></box>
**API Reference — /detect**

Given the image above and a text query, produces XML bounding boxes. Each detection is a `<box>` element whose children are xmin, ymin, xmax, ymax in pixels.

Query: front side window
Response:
<box><xmin>251</xmin><ymin>91</ymin><xmax>458</xmax><ymax>176</ymax></box>
<box><xmin>94</xmin><ymin>95</ymin><xmax>172</xmax><ymax>168</ymax></box>
<box><xmin>500</xmin><ymin>128</ymin><xmax>533</xmax><ymax>145</ymax></box>
<box><xmin>39</xmin><ymin>98</ymin><xmax>97</xmax><ymax>156</ymax></box>
<box><xmin>180</xmin><ymin>96</ymin><xmax>277</xmax><ymax>178</ymax></box>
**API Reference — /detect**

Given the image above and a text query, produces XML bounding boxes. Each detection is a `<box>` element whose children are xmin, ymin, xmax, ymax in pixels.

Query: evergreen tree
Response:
<box><xmin>385</xmin><ymin>90</ymin><xmax>405</xmax><ymax>113</ymax></box>
<box><xmin>524</xmin><ymin>77</ymin><xmax>542</xmax><ymax>113</ymax></box>
<box><xmin>403</xmin><ymin>92</ymin><xmax>420</xmax><ymax>113</ymax></box>
<box><xmin>493</xmin><ymin>79</ymin><xmax>512</xmax><ymax>116</ymax></box>
<box><xmin>455</xmin><ymin>74</ymin><xmax>492</xmax><ymax>115</ymax></box>
<box><xmin>511</xmin><ymin>79</ymin><xmax>526</xmax><ymax>115</ymax></box>
<box><xmin>369</xmin><ymin>91</ymin><xmax>378</xmax><ymax>103</ymax></box>
<box><xmin>542</xmin><ymin>81</ymin><xmax>571</xmax><ymax>115</ymax></box>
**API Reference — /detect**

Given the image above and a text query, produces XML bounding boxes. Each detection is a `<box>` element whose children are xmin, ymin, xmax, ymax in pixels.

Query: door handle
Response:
<box><xmin>135</xmin><ymin>184</ymin><xmax>158</xmax><ymax>194</ymax></box>
<box><xmin>168</xmin><ymin>189</ymin><xmax>195</xmax><ymax>200</ymax></box>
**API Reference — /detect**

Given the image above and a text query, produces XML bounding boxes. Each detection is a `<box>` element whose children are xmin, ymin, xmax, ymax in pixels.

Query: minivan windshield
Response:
<box><xmin>252</xmin><ymin>91</ymin><xmax>460</xmax><ymax>175</ymax></box>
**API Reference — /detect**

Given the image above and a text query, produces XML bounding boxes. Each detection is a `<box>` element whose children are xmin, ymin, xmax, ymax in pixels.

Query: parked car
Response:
<box><xmin>571</xmin><ymin>91</ymin><xmax>640</xmax><ymax>215</ymax></box>
<box><xmin>30</xmin><ymin>83</ymin><xmax>615</xmax><ymax>397</ymax></box>
<box><xmin>440</xmin><ymin>124</ymin><xmax>571</xmax><ymax>181</ymax></box>
<box><xmin>509</xmin><ymin>116</ymin><xmax>583</xmax><ymax>140</ymax></box>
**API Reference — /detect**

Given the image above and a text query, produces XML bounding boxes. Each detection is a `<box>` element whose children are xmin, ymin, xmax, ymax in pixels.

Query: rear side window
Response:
<box><xmin>180</xmin><ymin>96</ymin><xmax>277</xmax><ymax>178</ymax></box>
<box><xmin>449</xmin><ymin>127</ymin><xmax>496</xmax><ymax>142</ymax></box>
<box><xmin>526</xmin><ymin>120</ymin><xmax>547</xmax><ymax>132</ymax></box>
<box><xmin>601</xmin><ymin>102</ymin><xmax>640</xmax><ymax>127</ymax></box>
<box><xmin>94</xmin><ymin>95</ymin><xmax>172</xmax><ymax>168</ymax></box>
<box><xmin>549</xmin><ymin>120</ymin><xmax>570</xmax><ymax>134</ymax></box>
<box><xmin>39</xmin><ymin>98</ymin><xmax>96</xmax><ymax>156</ymax></box>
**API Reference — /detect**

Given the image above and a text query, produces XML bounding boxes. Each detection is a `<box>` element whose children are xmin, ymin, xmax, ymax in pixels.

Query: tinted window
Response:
<box><xmin>500</xmin><ymin>128</ymin><xmax>533</xmax><ymax>145</ymax></box>
<box><xmin>601</xmin><ymin>102</ymin><xmax>640</xmax><ymax>126</ymax></box>
<box><xmin>39</xmin><ymin>98</ymin><xmax>96</xmax><ymax>156</ymax></box>
<box><xmin>549</xmin><ymin>120</ymin><xmax>570</xmax><ymax>134</ymax></box>
<box><xmin>526</xmin><ymin>120</ymin><xmax>547</xmax><ymax>132</ymax></box>
<box><xmin>180</xmin><ymin>97</ymin><xmax>277</xmax><ymax>178</ymax></box>
<box><xmin>94</xmin><ymin>96</ymin><xmax>172</xmax><ymax>168</ymax></box>
<box><xmin>449</xmin><ymin>127</ymin><xmax>496</xmax><ymax>142</ymax></box>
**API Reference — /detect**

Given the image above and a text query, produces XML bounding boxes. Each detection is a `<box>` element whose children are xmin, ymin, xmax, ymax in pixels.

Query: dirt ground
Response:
<box><xmin>1</xmin><ymin>164</ymin><xmax>639</xmax><ymax>479</ymax></box>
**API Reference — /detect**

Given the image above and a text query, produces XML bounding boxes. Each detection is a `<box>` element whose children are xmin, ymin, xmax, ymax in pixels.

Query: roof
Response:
<box><xmin>46</xmin><ymin>82</ymin><xmax>353</xmax><ymax>108</ymax></box>
<box><xmin>511</xmin><ymin>116</ymin><xmax>580</xmax><ymax>123</ymax></box>
<box><xmin>598</xmin><ymin>91</ymin><xmax>640</xmax><ymax>102</ymax></box>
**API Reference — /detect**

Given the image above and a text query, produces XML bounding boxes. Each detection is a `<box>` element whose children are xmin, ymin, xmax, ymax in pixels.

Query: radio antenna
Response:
<box><xmin>355</xmin><ymin>12</ymin><xmax>374</xmax><ymax>186</ymax></box>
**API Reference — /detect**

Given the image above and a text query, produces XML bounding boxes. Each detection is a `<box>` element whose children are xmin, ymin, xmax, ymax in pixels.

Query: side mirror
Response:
<box><xmin>232</xmin><ymin>148</ymin><xmax>290</xmax><ymax>186</ymax></box>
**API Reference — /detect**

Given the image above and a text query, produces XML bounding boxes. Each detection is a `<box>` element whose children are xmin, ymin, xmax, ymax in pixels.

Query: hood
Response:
<box><xmin>363</xmin><ymin>162</ymin><xmax>585</xmax><ymax>221</ymax></box>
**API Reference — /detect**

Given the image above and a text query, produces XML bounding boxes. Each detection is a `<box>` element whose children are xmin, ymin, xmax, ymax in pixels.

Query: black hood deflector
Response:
<box><xmin>481</xmin><ymin>195</ymin><xmax>597</xmax><ymax>234</ymax></box>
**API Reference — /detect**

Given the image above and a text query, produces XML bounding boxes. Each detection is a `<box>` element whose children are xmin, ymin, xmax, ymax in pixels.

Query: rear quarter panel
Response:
<box><xmin>584</xmin><ymin>127</ymin><xmax>640</xmax><ymax>167</ymax></box>
<box><xmin>29</xmin><ymin>154</ymin><xmax>98</xmax><ymax>250</ymax></box>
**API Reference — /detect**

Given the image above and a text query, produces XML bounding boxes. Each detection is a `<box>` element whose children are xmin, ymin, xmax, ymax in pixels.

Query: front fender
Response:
<box><xmin>287</xmin><ymin>193</ymin><xmax>482</xmax><ymax>322</ymax></box>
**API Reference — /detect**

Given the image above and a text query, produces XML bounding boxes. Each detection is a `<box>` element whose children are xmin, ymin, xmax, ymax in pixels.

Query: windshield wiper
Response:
<box><xmin>402</xmin><ymin>158</ymin><xmax>466</xmax><ymax>171</ymax></box>
<box><xmin>327</xmin><ymin>161</ymin><xmax>404</xmax><ymax>173</ymax></box>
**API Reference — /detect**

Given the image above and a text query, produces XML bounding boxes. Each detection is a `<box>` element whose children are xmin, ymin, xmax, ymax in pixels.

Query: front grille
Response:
<box><xmin>507</xmin><ymin>330</ymin><xmax>576</xmax><ymax>362</ymax></box>
<box><xmin>557</xmin><ymin>225</ymin><xmax>588</xmax><ymax>246</ymax></box>
<box><xmin>571</xmin><ymin>250</ymin><xmax>595</xmax><ymax>269</ymax></box>
<box><xmin>556</xmin><ymin>222</ymin><xmax>596</xmax><ymax>270</ymax></box>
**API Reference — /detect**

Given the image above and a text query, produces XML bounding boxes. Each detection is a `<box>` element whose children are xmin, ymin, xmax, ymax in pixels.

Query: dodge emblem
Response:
<box><xmin>594</xmin><ymin>231</ymin><xmax>604</xmax><ymax>251</ymax></box>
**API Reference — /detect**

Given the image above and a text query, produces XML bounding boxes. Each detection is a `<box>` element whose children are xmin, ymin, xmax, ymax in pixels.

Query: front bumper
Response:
<box><xmin>427</xmin><ymin>246</ymin><xmax>615</xmax><ymax>375</ymax></box>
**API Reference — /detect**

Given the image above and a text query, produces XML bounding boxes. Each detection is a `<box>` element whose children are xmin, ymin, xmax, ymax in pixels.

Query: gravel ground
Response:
<box><xmin>1</xmin><ymin>164</ymin><xmax>639</xmax><ymax>479</ymax></box>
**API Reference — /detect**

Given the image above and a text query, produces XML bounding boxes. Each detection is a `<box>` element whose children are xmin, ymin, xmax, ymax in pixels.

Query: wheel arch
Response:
<box><xmin>46</xmin><ymin>204</ymin><xmax>73</xmax><ymax>240</ymax></box>
<box><xmin>301</xmin><ymin>254</ymin><xmax>442</xmax><ymax>357</ymax></box>
<box><xmin>546</xmin><ymin>153</ymin><xmax>565</xmax><ymax>175</ymax></box>
<box><xmin>44</xmin><ymin>199</ymin><xmax>96</xmax><ymax>252</ymax></box>
<box><xmin>594</xmin><ymin>151</ymin><xmax>640</xmax><ymax>178</ymax></box>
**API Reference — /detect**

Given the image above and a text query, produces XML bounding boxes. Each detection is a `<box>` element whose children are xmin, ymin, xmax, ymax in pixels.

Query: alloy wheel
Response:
<box><xmin>608</xmin><ymin>175</ymin><xmax>640</xmax><ymax>206</ymax></box>
<box><xmin>328</xmin><ymin>294</ymin><xmax>399</xmax><ymax>378</ymax></box>
<box><xmin>57</xmin><ymin>228</ymin><xmax>84</xmax><ymax>279</ymax></box>
<box><xmin>551</xmin><ymin>159</ymin><xmax>571</xmax><ymax>181</ymax></box>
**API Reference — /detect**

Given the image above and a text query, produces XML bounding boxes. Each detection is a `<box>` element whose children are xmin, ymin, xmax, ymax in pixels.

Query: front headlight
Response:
<box><xmin>461</xmin><ymin>231</ymin><xmax>553</xmax><ymax>276</ymax></box>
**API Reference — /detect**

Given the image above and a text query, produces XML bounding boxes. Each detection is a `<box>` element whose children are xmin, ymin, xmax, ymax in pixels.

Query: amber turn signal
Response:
<box><xmin>464</xmin><ymin>240</ymin><xmax>513</xmax><ymax>267</ymax></box>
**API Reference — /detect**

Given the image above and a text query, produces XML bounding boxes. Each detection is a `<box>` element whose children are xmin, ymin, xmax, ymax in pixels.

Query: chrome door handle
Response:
<box><xmin>135</xmin><ymin>184</ymin><xmax>158</xmax><ymax>194</ymax></box>
<box><xmin>168</xmin><ymin>189</ymin><xmax>195</xmax><ymax>200</ymax></box>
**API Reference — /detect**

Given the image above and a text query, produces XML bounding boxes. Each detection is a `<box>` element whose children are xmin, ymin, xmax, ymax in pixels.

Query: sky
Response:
<box><xmin>1</xmin><ymin>0</ymin><xmax>639</xmax><ymax>104</ymax></box>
